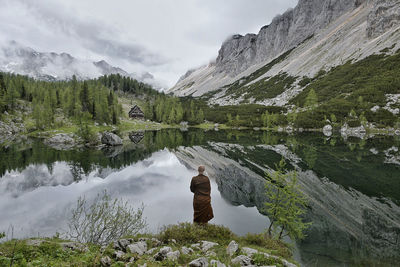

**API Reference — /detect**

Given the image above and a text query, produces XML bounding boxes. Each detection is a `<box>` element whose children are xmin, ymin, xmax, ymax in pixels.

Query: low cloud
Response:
<box><xmin>0</xmin><ymin>0</ymin><xmax>297</xmax><ymax>87</ymax></box>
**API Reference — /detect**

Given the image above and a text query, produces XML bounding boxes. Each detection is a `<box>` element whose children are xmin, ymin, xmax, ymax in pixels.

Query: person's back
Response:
<box><xmin>190</xmin><ymin>166</ymin><xmax>214</xmax><ymax>224</ymax></box>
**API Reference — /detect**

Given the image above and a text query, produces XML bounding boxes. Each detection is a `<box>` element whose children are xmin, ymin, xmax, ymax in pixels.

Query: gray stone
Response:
<box><xmin>118</xmin><ymin>239</ymin><xmax>131</xmax><ymax>251</ymax></box>
<box><xmin>206</xmin><ymin>251</ymin><xmax>217</xmax><ymax>257</ymax></box>
<box><xmin>100</xmin><ymin>256</ymin><xmax>112</xmax><ymax>266</ymax></box>
<box><xmin>26</xmin><ymin>239</ymin><xmax>46</xmax><ymax>246</ymax></box>
<box><xmin>146</xmin><ymin>247</ymin><xmax>158</xmax><ymax>255</ymax></box>
<box><xmin>101</xmin><ymin>132</ymin><xmax>123</xmax><ymax>146</ymax></box>
<box><xmin>127</xmin><ymin>241</ymin><xmax>147</xmax><ymax>256</ymax></box>
<box><xmin>189</xmin><ymin>257</ymin><xmax>209</xmax><ymax>267</ymax></box>
<box><xmin>113</xmin><ymin>250</ymin><xmax>125</xmax><ymax>260</ymax></box>
<box><xmin>231</xmin><ymin>255</ymin><xmax>252</xmax><ymax>266</ymax></box>
<box><xmin>181</xmin><ymin>246</ymin><xmax>194</xmax><ymax>255</ymax></box>
<box><xmin>166</xmin><ymin>250</ymin><xmax>180</xmax><ymax>261</ymax></box>
<box><xmin>226</xmin><ymin>240</ymin><xmax>239</xmax><ymax>256</ymax></box>
<box><xmin>44</xmin><ymin>134</ymin><xmax>77</xmax><ymax>150</ymax></box>
<box><xmin>210</xmin><ymin>260</ymin><xmax>226</xmax><ymax>267</ymax></box>
<box><xmin>60</xmin><ymin>242</ymin><xmax>88</xmax><ymax>252</ymax></box>
<box><xmin>242</xmin><ymin>247</ymin><xmax>258</xmax><ymax>256</ymax></box>
<box><xmin>191</xmin><ymin>243</ymin><xmax>201</xmax><ymax>250</ymax></box>
<box><xmin>151</xmin><ymin>237</ymin><xmax>162</xmax><ymax>246</ymax></box>
<box><xmin>201</xmin><ymin>241</ymin><xmax>218</xmax><ymax>252</ymax></box>
<box><xmin>153</xmin><ymin>246</ymin><xmax>173</xmax><ymax>261</ymax></box>
<box><xmin>323</xmin><ymin>125</ymin><xmax>333</xmax><ymax>137</ymax></box>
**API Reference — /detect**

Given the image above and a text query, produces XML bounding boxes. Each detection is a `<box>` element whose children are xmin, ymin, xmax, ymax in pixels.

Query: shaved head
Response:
<box><xmin>198</xmin><ymin>166</ymin><xmax>205</xmax><ymax>174</ymax></box>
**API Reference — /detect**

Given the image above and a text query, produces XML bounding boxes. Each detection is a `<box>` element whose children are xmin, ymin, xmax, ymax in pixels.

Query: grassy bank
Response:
<box><xmin>0</xmin><ymin>223</ymin><xmax>297</xmax><ymax>267</ymax></box>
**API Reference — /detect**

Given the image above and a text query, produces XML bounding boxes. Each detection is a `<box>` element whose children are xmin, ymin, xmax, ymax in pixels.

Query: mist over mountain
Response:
<box><xmin>0</xmin><ymin>41</ymin><xmax>162</xmax><ymax>88</ymax></box>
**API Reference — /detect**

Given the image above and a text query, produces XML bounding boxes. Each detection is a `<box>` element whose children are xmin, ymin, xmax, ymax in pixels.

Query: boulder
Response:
<box><xmin>153</xmin><ymin>246</ymin><xmax>173</xmax><ymax>261</ymax></box>
<box><xmin>227</xmin><ymin>240</ymin><xmax>239</xmax><ymax>256</ymax></box>
<box><xmin>101</xmin><ymin>132</ymin><xmax>122</xmax><ymax>146</ymax></box>
<box><xmin>146</xmin><ymin>247</ymin><xmax>158</xmax><ymax>255</ymax></box>
<box><xmin>241</xmin><ymin>247</ymin><xmax>258</xmax><ymax>256</ymax></box>
<box><xmin>201</xmin><ymin>241</ymin><xmax>218</xmax><ymax>252</ymax></box>
<box><xmin>113</xmin><ymin>250</ymin><xmax>125</xmax><ymax>260</ymax></box>
<box><xmin>117</xmin><ymin>239</ymin><xmax>131</xmax><ymax>251</ymax></box>
<box><xmin>210</xmin><ymin>260</ymin><xmax>226</xmax><ymax>267</ymax></box>
<box><xmin>127</xmin><ymin>241</ymin><xmax>147</xmax><ymax>255</ymax></box>
<box><xmin>231</xmin><ymin>255</ymin><xmax>252</xmax><ymax>266</ymax></box>
<box><xmin>100</xmin><ymin>256</ymin><xmax>112</xmax><ymax>266</ymax></box>
<box><xmin>166</xmin><ymin>250</ymin><xmax>180</xmax><ymax>261</ymax></box>
<box><xmin>323</xmin><ymin>125</ymin><xmax>333</xmax><ymax>137</ymax></box>
<box><xmin>181</xmin><ymin>246</ymin><xmax>194</xmax><ymax>255</ymax></box>
<box><xmin>44</xmin><ymin>134</ymin><xmax>77</xmax><ymax>150</ymax></box>
<box><xmin>189</xmin><ymin>257</ymin><xmax>209</xmax><ymax>267</ymax></box>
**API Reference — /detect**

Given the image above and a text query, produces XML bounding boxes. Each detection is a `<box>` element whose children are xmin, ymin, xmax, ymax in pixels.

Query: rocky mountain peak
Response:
<box><xmin>215</xmin><ymin>0</ymin><xmax>367</xmax><ymax>77</ymax></box>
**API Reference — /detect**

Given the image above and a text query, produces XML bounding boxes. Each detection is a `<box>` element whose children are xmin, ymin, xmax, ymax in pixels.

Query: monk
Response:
<box><xmin>190</xmin><ymin>166</ymin><xmax>214</xmax><ymax>224</ymax></box>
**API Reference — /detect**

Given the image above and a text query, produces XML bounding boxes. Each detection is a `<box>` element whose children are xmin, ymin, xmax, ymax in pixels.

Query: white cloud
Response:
<box><xmin>0</xmin><ymin>0</ymin><xmax>298</xmax><ymax>87</ymax></box>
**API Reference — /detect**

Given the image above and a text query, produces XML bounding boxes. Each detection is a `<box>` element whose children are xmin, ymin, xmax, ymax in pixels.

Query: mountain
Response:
<box><xmin>0</xmin><ymin>41</ymin><xmax>159</xmax><ymax>87</ymax></box>
<box><xmin>169</xmin><ymin>0</ymin><xmax>400</xmax><ymax>106</ymax></box>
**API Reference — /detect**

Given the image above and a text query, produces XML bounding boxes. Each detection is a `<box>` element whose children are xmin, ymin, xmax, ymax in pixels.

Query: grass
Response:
<box><xmin>0</xmin><ymin>223</ymin><xmax>296</xmax><ymax>266</ymax></box>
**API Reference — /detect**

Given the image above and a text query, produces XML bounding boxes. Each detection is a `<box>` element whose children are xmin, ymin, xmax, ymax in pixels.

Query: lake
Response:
<box><xmin>0</xmin><ymin>129</ymin><xmax>399</xmax><ymax>266</ymax></box>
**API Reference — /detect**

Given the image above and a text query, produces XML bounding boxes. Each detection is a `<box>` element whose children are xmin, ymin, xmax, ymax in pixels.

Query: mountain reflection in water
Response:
<box><xmin>0</xmin><ymin>129</ymin><xmax>399</xmax><ymax>267</ymax></box>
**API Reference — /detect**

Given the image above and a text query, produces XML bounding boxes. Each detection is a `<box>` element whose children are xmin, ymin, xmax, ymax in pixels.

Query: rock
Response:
<box><xmin>191</xmin><ymin>243</ymin><xmax>201</xmax><ymax>249</ymax></box>
<box><xmin>371</xmin><ymin>105</ymin><xmax>380</xmax><ymax>112</ymax></box>
<box><xmin>231</xmin><ymin>255</ymin><xmax>253</xmax><ymax>266</ymax></box>
<box><xmin>129</xmin><ymin>257</ymin><xmax>135</xmax><ymax>263</ymax></box>
<box><xmin>281</xmin><ymin>259</ymin><xmax>297</xmax><ymax>267</ymax></box>
<box><xmin>127</xmin><ymin>241</ymin><xmax>147</xmax><ymax>256</ymax></box>
<box><xmin>153</xmin><ymin>246</ymin><xmax>173</xmax><ymax>261</ymax></box>
<box><xmin>210</xmin><ymin>260</ymin><xmax>226</xmax><ymax>267</ymax></box>
<box><xmin>101</xmin><ymin>132</ymin><xmax>122</xmax><ymax>146</ymax></box>
<box><xmin>138</xmin><ymin>264</ymin><xmax>146</xmax><ymax>267</ymax></box>
<box><xmin>113</xmin><ymin>250</ymin><xmax>125</xmax><ymax>260</ymax></box>
<box><xmin>44</xmin><ymin>134</ymin><xmax>77</xmax><ymax>150</ymax></box>
<box><xmin>181</xmin><ymin>246</ymin><xmax>194</xmax><ymax>255</ymax></box>
<box><xmin>206</xmin><ymin>251</ymin><xmax>217</xmax><ymax>257</ymax></box>
<box><xmin>201</xmin><ymin>241</ymin><xmax>218</xmax><ymax>252</ymax></box>
<box><xmin>100</xmin><ymin>256</ymin><xmax>112</xmax><ymax>266</ymax></box>
<box><xmin>227</xmin><ymin>240</ymin><xmax>239</xmax><ymax>256</ymax></box>
<box><xmin>151</xmin><ymin>238</ymin><xmax>161</xmax><ymax>246</ymax></box>
<box><xmin>60</xmin><ymin>242</ymin><xmax>88</xmax><ymax>252</ymax></box>
<box><xmin>323</xmin><ymin>125</ymin><xmax>333</xmax><ymax>137</ymax></box>
<box><xmin>146</xmin><ymin>247</ymin><xmax>158</xmax><ymax>255</ymax></box>
<box><xmin>189</xmin><ymin>257</ymin><xmax>209</xmax><ymax>267</ymax></box>
<box><xmin>26</xmin><ymin>239</ymin><xmax>46</xmax><ymax>246</ymax></box>
<box><xmin>117</xmin><ymin>239</ymin><xmax>131</xmax><ymax>251</ymax></box>
<box><xmin>241</xmin><ymin>247</ymin><xmax>258</xmax><ymax>256</ymax></box>
<box><xmin>367</xmin><ymin>0</ymin><xmax>400</xmax><ymax>38</ymax></box>
<box><xmin>169</xmin><ymin>238</ymin><xmax>177</xmax><ymax>244</ymax></box>
<box><xmin>166</xmin><ymin>250</ymin><xmax>180</xmax><ymax>261</ymax></box>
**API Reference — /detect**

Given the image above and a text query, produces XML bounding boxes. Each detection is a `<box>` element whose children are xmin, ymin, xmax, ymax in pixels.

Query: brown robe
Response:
<box><xmin>190</xmin><ymin>174</ymin><xmax>214</xmax><ymax>223</ymax></box>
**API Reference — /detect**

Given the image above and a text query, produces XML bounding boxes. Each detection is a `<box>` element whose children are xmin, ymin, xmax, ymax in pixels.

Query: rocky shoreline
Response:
<box><xmin>0</xmin><ymin>224</ymin><xmax>298</xmax><ymax>267</ymax></box>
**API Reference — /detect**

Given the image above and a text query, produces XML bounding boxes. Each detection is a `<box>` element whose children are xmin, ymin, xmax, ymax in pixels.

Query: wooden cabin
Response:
<box><xmin>128</xmin><ymin>105</ymin><xmax>145</xmax><ymax>120</ymax></box>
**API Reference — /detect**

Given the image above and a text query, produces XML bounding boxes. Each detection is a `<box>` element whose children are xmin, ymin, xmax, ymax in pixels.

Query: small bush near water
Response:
<box><xmin>67</xmin><ymin>190</ymin><xmax>147</xmax><ymax>246</ymax></box>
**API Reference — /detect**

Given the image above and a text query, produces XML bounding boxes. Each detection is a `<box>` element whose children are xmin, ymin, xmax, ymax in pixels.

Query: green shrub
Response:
<box><xmin>158</xmin><ymin>223</ymin><xmax>235</xmax><ymax>245</ymax></box>
<box><xmin>347</xmin><ymin>119</ymin><xmax>361</xmax><ymax>128</ymax></box>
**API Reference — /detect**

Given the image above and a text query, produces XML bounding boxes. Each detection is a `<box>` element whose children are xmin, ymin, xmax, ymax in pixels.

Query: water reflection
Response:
<box><xmin>0</xmin><ymin>129</ymin><xmax>399</xmax><ymax>266</ymax></box>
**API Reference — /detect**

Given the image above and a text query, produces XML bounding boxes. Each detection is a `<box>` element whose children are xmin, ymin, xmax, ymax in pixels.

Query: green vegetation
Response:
<box><xmin>291</xmin><ymin>52</ymin><xmax>400</xmax><ymax>128</ymax></box>
<box><xmin>67</xmin><ymin>191</ymin><xmax>146</xmax><ymax>246</ymax></box>
<box><xmin>0</xmin><ymin>223</ymin><xmax>296</xmax><ymax>267</ymax></box>
<box><xmin>264</xmin><ymin>159</ymin><xmax>310</xmax><ymax>240</ymax></box>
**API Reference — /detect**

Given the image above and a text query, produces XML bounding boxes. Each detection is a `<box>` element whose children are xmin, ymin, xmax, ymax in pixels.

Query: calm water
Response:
<box><xmin>0</xmin><ymin>129</ymin><xmax>399</xmax><ymax>266</ymax></box>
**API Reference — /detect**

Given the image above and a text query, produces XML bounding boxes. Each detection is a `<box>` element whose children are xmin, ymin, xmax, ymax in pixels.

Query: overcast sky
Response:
<box><xmin>0</xmin><ymin>0</ymin><xmax>298</xmax><ymax>87</ymax></box>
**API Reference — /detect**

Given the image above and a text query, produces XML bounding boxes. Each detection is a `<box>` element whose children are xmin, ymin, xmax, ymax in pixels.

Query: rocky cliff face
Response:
<box><xmin>215</xmin><ymin>0</ymin><xmax>365</xmax><ymax>77</ymax></box>
<box><xmin>169</xmin><ymin>0</ymin><xmax>400</xmax><ymax>100</ymax></box>
<box><xmin>367</xmin><ymin>0</ymin><xmax>400</xmax><ymax>38</ymax></box>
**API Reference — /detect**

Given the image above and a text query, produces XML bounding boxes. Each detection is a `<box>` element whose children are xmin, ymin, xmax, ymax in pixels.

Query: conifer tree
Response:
<box><xmin>264</xmin><ymin>159</ymin><xmax>310</xmax><ymax>240</ymax></box>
